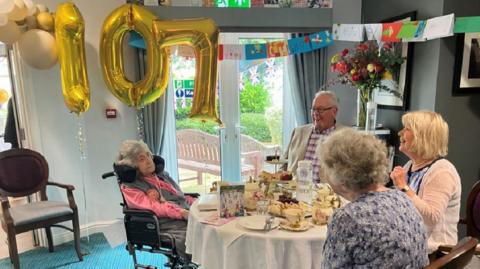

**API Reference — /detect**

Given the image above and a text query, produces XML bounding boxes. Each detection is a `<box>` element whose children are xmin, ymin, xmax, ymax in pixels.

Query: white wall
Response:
<box><xmin>19</xmin><ymin>0</ymin><xmax>138</xmax><ymax>238</ymax></box>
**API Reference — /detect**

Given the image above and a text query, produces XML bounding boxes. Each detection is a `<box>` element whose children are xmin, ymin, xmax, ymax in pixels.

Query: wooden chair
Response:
<box><xmin>462</xmin><ymin>180</ymin><xmax>480</xmax><ymax>239</ymax></box>
<box><xmin>425</xmin><ymin>237</ymin><xmax>478</xmax><ymax>269</ymax></box>
<box><xmin>0</xmin><ymin>149</ymin><xmax>83</xmax><ymax>269</ymax></box>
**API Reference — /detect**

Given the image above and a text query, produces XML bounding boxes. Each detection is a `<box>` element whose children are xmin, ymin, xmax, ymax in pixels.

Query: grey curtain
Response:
<box><xmin>137</xmin><ymin>49</ymin><xmax>168</xmax><ymax>155</ymax></box>
<box><xmin>288</xmin><ymin>33</ymin><xmax>328</xmax><ymax>125</ymax></box>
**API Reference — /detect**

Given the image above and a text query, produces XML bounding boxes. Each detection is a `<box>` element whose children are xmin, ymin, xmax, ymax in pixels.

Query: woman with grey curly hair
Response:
<box><xmin>319</xmin><ymin>129</ymin><xmax>428</xmax><ymax>269</ymax></box>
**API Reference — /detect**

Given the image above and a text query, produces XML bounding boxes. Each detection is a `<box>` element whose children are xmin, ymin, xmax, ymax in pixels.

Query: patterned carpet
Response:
<box><xmin>0</xmin><ymin>233</ymin><xmax>167</xmax><ymax>269</ymax></box>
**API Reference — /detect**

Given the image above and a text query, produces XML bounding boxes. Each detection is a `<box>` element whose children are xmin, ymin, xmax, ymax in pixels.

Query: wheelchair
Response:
<box><xmin>102</xmin><ymin>156</ymin><xmax>199</xmax><ymax>269</ymax></box>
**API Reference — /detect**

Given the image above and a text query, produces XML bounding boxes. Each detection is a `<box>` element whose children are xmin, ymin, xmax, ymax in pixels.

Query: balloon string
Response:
<box><xmin>76</xmin><ymin>115</ymin><xmax>90</xmax><ymax>243</ymax></box>
<box><xmin>137</xmin><ymin>109</ymin><xmax>145</xmax><ymax>141</ymax></box>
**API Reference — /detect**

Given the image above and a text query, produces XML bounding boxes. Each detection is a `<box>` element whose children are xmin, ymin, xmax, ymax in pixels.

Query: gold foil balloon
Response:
<box><xmin>0</xmin><ymin>89</ymin><xmax>9</xmax><ymax>105</ymax></box>
<box><xmin>55</xmin><ymin>2</ymin><xmax>90</xmax><ymax>114</ymax></box>
<box><xmin>153</xmin><ymin>18</ymin><xmax>220</xmax><ymax>124</ymax></box>
<box><xmin>36</xmin><ymin>11</ymin><xmax>54</xmax><ymax>32</ymax></box>
<box><xmin>100</xmin><ymin>4</ymin><xmax>168</xmax><ymax>108</ymax></box>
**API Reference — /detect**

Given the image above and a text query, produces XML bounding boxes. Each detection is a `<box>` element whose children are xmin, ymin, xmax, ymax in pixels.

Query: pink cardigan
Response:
<box><xmin>121</xmin><ymin>175</ymin><xmax>195</xmax><ymax>220</ymax></box>
<box><xmin>406</xmin><ymin>159</ymin><xmax>461</xmax><ymax>253</ymax></box>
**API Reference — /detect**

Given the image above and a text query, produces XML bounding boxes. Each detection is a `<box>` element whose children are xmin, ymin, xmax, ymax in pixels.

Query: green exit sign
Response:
<box><xmin>215</xmin><ymin>0</ymin><xmax>250</xmax><ymax>8</ymax></box>
<box><xmin>174</xmin><ymin>79</ymin><xmax>194</xmax><ymax>89</ymax></box>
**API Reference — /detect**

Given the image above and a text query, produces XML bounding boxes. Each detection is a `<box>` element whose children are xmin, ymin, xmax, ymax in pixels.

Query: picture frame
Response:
<box><xmin>452</xmin><ymin>33</ymin><xmax>480</xmax><ymax>95</ymax></box>
<box><xmin>372</xmin><ymin>11</ymin><xmax>416</xmax><ymax>110</ymax></box>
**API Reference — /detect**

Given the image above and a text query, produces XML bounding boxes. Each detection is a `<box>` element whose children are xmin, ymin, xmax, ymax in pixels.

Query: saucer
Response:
<box><xmin>279</xmin><ymin>220</ymin><xmax>313</xmax><ymax>232</ymax></box>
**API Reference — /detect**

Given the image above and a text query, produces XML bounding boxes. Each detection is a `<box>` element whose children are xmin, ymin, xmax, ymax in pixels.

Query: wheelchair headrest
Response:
<box><xmin>113</xmin><ymin>155</ymin><xmax>166</xmax><ymax>183</ymax></box>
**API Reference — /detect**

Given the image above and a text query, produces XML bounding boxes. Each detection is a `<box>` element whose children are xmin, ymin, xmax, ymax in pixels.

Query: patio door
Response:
<box><xmin>219</xmin><ymin>33</ymin><xmax>296</xmax><ymax>183</ymax></box>
<box><xmin>173</xmin><ymin>33</ymin><xmax>296</xmax><ymax>192</ymax></box>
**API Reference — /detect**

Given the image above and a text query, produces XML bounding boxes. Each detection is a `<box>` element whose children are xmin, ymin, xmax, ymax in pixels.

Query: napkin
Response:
<box><xmin>217</xmin><ymin>219</ymin><xmax>248</xmax><ymax>247</ymax></box>
<box><xmin>197</xmin><ymin>193</ymin><xmax>219</xmax><ymax>211</ymax></box>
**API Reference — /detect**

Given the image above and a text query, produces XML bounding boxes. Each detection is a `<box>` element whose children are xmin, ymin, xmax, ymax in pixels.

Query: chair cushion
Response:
<box><xmin>7</xmin><ymin>201</ymin><xmax>73</xmax><ymax>226</ymax></box>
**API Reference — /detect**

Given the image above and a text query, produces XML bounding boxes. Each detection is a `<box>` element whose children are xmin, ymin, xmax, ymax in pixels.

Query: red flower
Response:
<box><xmin>351</xmin><ymin>73</ymin><xmax>361</xmax><ymax>82</ymax></box>
<box><xmin>335</xmin><ymin>61</ymin><xmax>349</xmax><ymax>74</ymax></box>
<box><xmin>356</xmin><ymin>43</ymin><xmax>369</xmax><ymax>51</ymax></box>
<box><xmin>374</xmin><ymin>64</ymin><xmax>384</xmax><ymax>73</ymax></box>
<box><xmin>341</xmin><ymin>49</ymin><xmax>349</xmax><ymax>56</ymax></box>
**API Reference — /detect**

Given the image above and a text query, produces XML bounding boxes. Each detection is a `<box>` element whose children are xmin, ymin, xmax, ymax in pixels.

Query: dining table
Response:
<box><xmin>185</xmin><ymin>199</ymin><xmax>328</xmax><ymax>269</ymax></box>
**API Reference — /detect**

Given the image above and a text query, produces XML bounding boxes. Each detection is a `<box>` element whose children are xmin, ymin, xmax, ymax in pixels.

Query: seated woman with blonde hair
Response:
<box><xmin>390</xmin><ymin>110</ymin><xmax>461</xmax><ymax>254</ymax></box>
<box><xmin>320</xmin><ymin>129</ymin><xmax>428</xmax><ymax>268</ymax></box>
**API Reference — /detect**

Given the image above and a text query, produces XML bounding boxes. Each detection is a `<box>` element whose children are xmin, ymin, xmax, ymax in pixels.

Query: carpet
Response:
<box><xmin>0</xmin><ymin>233</ymin><xmax>167</xmax><ymax>269</ymax></box>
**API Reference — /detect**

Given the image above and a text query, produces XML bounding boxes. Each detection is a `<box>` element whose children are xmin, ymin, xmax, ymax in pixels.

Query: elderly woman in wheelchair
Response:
<box><xmin>113</xmin><ymin>140</ymin><xmax>198</xmax><ymax>267</ymax></box>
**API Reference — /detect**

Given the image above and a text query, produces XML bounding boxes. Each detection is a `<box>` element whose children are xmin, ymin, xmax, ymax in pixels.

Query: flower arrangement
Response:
<box><xmin>330</xmin><ymin>41</ymin><xmax>404</xmax><ymax>126</ymax></box>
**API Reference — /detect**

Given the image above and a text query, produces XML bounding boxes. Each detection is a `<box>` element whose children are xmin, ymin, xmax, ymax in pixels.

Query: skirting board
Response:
<box><xmin>48</xmin><ymin>219</ymin><xmax>124</xmax><ymax>247</ymax></box>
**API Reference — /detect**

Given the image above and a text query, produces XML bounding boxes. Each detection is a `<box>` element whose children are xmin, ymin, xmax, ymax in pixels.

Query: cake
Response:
<box><xmin>312</xmin><ymin>184</ymin><xmax>342</xmax><ymax>225</ymax></box>
<box><xmin>244</xmin><ymin>181</ymin><xmax>264</xmax><ymax>211</ymax></box>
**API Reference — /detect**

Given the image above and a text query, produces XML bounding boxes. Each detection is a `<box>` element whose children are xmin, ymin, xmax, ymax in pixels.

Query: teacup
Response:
<box><xmin>283</xmin><ymin>208</ymin><xmax>304</xmax><ymax>228</ymax></box>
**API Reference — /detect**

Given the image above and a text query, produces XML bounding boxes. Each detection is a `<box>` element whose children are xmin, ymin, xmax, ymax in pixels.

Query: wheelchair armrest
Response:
<box><xmin>123</xmin><ymin>208</ymin><xmax>156</xmax><ymax>217</ymax></box>
<box><xmin>185</xmin><ymin>192</ymin><xmax>200</xmax><ymax>198</ymax></box>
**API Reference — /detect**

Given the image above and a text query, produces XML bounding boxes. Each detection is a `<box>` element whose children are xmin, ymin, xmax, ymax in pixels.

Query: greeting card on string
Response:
<box><xmin>454</xmin><ymin>16</ymin><xmax>480</xmax><ymax>33</ymax></box>
<box><xmin>309</xmin><ymin>31</ymin><xmax>333</xmax><ymax>50</ymax></box>
<box><xmin>397</xmin><ymin>21</ymin><xmax>420</xmax><ymax>39</ymax></box>
<box><xmin>287</xmin><ymin>36</ymin><xmax>311</xmax><ymax>55</ymax></box>
<box><xmin>245</xmin><ymin>44</ymin><xmax>267</xmax><ymax>60</ymax></box>
<box><xmin>381</xmin><ymin>22</ymin><xmax>402</xmax><ymax>42</ymax></box>
<box><xmin>423</xmin><ymin>13</ymin><xmax>454</xmax><ymax>40</ymax></box>
<box><xmin>219</xmin><ymin>44</ymin><xmax>245</xmax><ymax>60</ymax></box>
<box><xmin>365</xmin><ymin>24</ymin><xmax>382</xmax><ymax>42</ymax></box>
<box><xmin>267</xmin><ymin>41</ymin><xmax>289</xmax><ymax>58</ymax></box>
<box><xmin>332</xmin><ymin>23</ymin><xmax>364</xmax><ymax>41</ymax></box>
<box><xmin>406</xmin><ymin>20</ymin><xmax>427</xmax><ymax>42</ymax></box>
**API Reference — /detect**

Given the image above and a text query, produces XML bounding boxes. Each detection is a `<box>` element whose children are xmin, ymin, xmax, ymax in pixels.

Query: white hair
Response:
<box><xmin>115</xmin><ymin>140</ymin><xmax>152</xmax><ymax>168</ymax></box>
<box><xmin>314</xmin><ymin>90</ymin><xmax>338</xmax><ymax>107</ymax></box>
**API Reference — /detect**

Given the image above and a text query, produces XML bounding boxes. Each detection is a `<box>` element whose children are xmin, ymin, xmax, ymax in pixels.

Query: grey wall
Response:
<box><xmin>362</xmin><ymin>0</ymin><xmax>444</xmax><ymax>164</ymax></box>
<box><xmin>363</xmin><ymin>0</ymin><xmax>480</xmax><ymax>236</ymax></box>
<box><xmin>439</xmin><ymin>0</ymin><xmax>480</xmax><ymax>234</ymax></box>
<box><xmin>327</xmin><ymin>0</ymin><xmax>363</xmax><ymax>126</ymax></box>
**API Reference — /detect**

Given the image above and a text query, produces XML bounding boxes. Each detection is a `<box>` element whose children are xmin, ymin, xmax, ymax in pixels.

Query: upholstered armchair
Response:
<box><xmin>0</xmin><ymin>149</ymin><xmax>83</xmax><ymax>269</ymax></box>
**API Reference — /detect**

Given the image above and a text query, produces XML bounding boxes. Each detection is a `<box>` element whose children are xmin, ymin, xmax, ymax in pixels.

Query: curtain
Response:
<box><xmin>137</xmin><ymin>49</ymin><xmax>168</xmax><ymax>155</ymax></box>
<box><xmin>288</xmin><ymin>33</ymin><xmax>328</xmax><ymax>125</ymax></box>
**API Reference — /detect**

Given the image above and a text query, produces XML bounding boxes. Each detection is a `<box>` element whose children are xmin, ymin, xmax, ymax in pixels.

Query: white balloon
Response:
<box><xmin>0</xmin><ymin>20</ymin><xmax>21</xmax><ymax>44</ymax></box>
<box><xmin>8</xmin><ymin>0</ymin><xmax>28</xmax><ymax>22</ymax></box>
<box><xmin>0</xmin><ymin>0</ymin><xmax>15</xmax><ymax>14</ymax></box>
<box><xmin>23</xmin><ymin>0</ymin><xmax>36</xmax><ymax>16</ymax></box>
<box><xmin>36</xmin><ymin>4</ymin><xmax>47</xmax><ymax>13</ymax></box>
<box><xmin>0</xmin><ymin>13</ymin><xmax>8</xmax><ymax>26</ymax></box>
<box><xmin>18</xmin><ymin>29</ymin><xmax>57</xmax><ymax>69</ymax></box>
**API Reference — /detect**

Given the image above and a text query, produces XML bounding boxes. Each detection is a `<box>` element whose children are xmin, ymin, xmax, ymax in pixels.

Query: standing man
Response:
<box><xmin>283</xmin><ymin>91</ymin><xmax>343</xmax><ymax>182</ymax></box>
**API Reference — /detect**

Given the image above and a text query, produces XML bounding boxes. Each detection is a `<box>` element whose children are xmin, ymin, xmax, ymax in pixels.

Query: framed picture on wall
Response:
<box><xmin>372</xmin><ymin>11</ymin><xmax>416</xmax><ymax>110</ymax></box>
<box><xmin>452</xmin><ymin>33</ymin><xmax>480</xmax><ymax>94</ymax></box>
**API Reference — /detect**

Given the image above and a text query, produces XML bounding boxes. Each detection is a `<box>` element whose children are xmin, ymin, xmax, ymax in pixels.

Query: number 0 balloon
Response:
<box><xmin>100</xmin><ymin>4</ymin><xmax>168</xmax><ymax>109</ymax></box>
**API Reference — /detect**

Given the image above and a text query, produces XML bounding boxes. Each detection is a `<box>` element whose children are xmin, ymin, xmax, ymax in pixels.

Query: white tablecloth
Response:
<box><xmin>186</xmin><ymin>201</ymin><xmax>327</xmax><ymax>269</ymax></box>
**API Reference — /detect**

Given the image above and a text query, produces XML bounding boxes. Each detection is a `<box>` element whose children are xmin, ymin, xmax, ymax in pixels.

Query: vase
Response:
<box><xmin>356</xmin><ymin>89</ymin><xmax>368</xmax><ymax>128</ymax></box>
<box><xmin>365</xmin><ymin>100</ymin><xmax>377</xmax><ymax>133</ymax></box>
<box><xmin>356</xmin><ymin>88</ymin><xmax>376</xmax><ymax>131</ymax></box>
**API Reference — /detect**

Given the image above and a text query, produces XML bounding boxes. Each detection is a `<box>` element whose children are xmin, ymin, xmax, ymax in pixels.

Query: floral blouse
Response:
<box><xmin>322</xmin><ymin>190</ymin><xmax>429</xmax><ymax>269</ymax></box>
